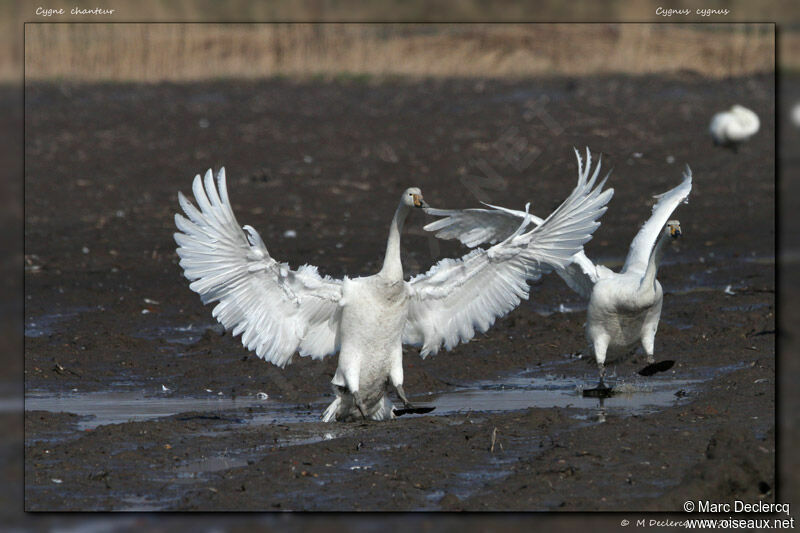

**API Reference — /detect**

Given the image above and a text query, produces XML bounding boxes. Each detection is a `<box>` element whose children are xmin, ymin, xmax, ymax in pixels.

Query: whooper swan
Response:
<box><xmin>174</xmin><ymin>159</ymin><xmax>612</xmax><ymax>421</ymax></box>
<box><xmin>709</xmin><ymin>104</ymin><xmax>759</xmax><ymax>151</ymax></box>
<box><xmin>424</xmin><ymin>149</ymin><xmax>692</xmax><ymax>396</ymax></box>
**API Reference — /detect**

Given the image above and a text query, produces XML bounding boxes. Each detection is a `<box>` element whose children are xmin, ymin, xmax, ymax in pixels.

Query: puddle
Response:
<box><xmin>24</xmin><ymin>391</ymin><xmax>318</xmax><ymax>430</ymax></box>
<box><xmin>176</xmin><ymin>455</ymin><xmax>250</xmax><ymax>478</ymax></box>
<box><xmin>719</xmin><ymin>303</ymin><xmax>771</xmax><ymax>312</ymax></box>
<box><xmin>132</xmin><ymin>322</ymin><xmax>214</xmax><ymax>345</ymax></box>
<box><xmin>26</xmin><ymin>363</ymin><xmax>746</xmax><ymax>433</ymax></box>
<box><xmin>119</xmin><ymin>495</ymin><xmax>168</xmax><ymax>511</ymax></box>
<box><xmin>742</xmin><ymin>255</ymin><xmax>775</xmax><ymax>265</ymax></box>
<box><xmin>427</xmin><ymin>363</ymin><xmax>747</xmax><ymax>419</ymax></box>
<box><xmin>25</xmin><ymin>306</ymin><xmax>94</xmax><ymax>337</ymax></box>
<box><xmin>428</xmin><ymin>372</ymin><xmax>689</xmax><ymax>417</ymax></box>
<box><xmin>661</xmin><ymin>318</ymin><xmax>694</xmax><ymax>330</ymax></box>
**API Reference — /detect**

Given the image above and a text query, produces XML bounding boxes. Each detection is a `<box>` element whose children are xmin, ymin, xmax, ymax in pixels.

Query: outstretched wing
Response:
<box><xmin>404</xmin><ymin>149</ymin><xmax>614</xmax><ymax>357</ymax></box>
<box><xmin>622</xmin><ymin>166</ymin><xmax>693</xmax><ymax>276</ymax></box>
<box><xmin>423</xmin><ymin>206</ymin><xmax>537</xmax><ymax>248</ymax></box>
<box><xmin>174</xmin><ymin>168</ymin><xmax>343</xmax><ymax>367</ymax></box>
<box><xmin>422</xmin><ymin>148</ymin><xmax>608</xmax><ymax>300</ymax></box>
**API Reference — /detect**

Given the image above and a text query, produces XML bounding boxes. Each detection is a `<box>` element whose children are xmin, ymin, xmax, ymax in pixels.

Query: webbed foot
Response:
<box><xmin>638</xmin><ymin>360</ymin><xmax>675</xmax><ymax>376</ymax></box>
<box><xmin>582</xmin><ymin>380</ymin><xmax>614</xmax><ymax>398</ymax></box>
<box><xmin>392</xmin><ymin>383</ymin><xmax>435</xmax><ymax>416</ymax></box>
<box><xmin>393</xmin><ymin>406</ymin><xmax>436</xmax><ymax>416</ymax></box>
<box><xmin>583</xmin><ymin>367</ymin><xmax>613</xmax><ymax>398</ymax></box>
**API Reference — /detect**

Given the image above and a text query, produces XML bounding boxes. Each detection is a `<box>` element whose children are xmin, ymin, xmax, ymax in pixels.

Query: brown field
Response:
<box><xmin>23</xmin><ymin>23</ymin><xmax>774</xmax><ymax>82</ymax></box>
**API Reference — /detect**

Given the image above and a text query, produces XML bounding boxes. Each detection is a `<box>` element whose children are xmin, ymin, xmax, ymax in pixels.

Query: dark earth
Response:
<box><xmin>23</xmin><ymin>73</ymin><xmax>776</xmax><ymax>511</ymax></box>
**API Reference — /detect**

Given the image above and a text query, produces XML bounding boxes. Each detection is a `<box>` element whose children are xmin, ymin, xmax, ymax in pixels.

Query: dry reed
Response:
<box><xmin>23</xmin><ymin>23</ymin><xmax>775</xmax><ymax>82</ymax></box>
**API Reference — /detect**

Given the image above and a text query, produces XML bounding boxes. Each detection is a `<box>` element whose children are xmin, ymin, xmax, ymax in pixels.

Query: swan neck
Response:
<box><xmin>380</xmin><ymin>202</ymin><xmax>410</xmax><ymax>280</ymax></box>
<box><xmin>641</xmin><ymin>231</ymin><xmax>670</xmax><ymax>289</ymax></box>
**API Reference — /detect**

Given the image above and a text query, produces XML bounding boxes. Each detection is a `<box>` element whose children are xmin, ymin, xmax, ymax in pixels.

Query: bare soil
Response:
<box><xmin>23</xmin><ymin>74</ymin><xmax>775</xmax><ymax>511</ymax></box>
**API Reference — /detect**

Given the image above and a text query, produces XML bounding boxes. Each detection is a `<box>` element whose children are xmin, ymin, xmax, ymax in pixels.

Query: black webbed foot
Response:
<box><xmin>638</xmin><ymin>360</ymin><xmax>675</xmax><ymax>376</ymax></box>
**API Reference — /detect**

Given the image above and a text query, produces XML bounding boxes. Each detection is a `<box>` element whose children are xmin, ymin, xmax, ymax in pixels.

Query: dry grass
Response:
<box><xmin>24</xmin><ymin>23</ymin><xmax>774</xmax><ymax>82</ymax></box>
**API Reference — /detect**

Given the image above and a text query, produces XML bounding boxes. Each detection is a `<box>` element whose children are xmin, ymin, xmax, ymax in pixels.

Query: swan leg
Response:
<box><xmin>598</xmin><ymin>364</ymin><xmax>607</xmax><ymax>389</ymax></box>
<box><xmin>593</xmin><ymin>334</ymin><xmax>610</xmax><ymax>388</ymax></box>
<box><xmin>638</xmin><ymin>304</ymin><xmax>674</xmax><ymax>376</ymax></box>
<box><xmin>351</xmin><ymin>390</ymin><xmax>368</xmax><ymax>420</ymax></box>
<box><xmin>395</xmin><ymin>384</ymin><xmax>414</xmax><ymax>409</ymax></box>
<box><xmin>641</xmin><ymin>335</ymin><xmax>656</xmax><ymax>364</ymax></box>
<box><xmin>582</xmin><ymin>334</ymin><xmax>613</xmax><ymax>398</ymax></box>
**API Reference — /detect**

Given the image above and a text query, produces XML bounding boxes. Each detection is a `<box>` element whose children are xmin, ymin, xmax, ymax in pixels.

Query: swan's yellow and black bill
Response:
<box><xmin>412</xmin><ymin>193</ymin><xmax>428</xmax><ymax>208</ymax></box>
<box><xmin>667</xmin><ymin>220</ymin><xmax>682</xmax><ymax>238</ymax></box>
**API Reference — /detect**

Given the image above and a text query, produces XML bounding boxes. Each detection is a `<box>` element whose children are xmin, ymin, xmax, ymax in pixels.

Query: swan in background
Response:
<box><xmin>174</xmin><ymin>159</ymin><xmax>613</xmax><ymax>421</ymax></box>
<box><xmin>425</xmin><ymin>150</ymin><xmax>692</xmax><ymax>396</ymax></box>
<box><xmin>709</xmin><ymin>104</ymin><xmax>760</xmax><ymax>151</ymax></box>
<box><xmin>792</xmin><ymin>102</ymin><xmax>800</xmax><ymax>128</ymax></box>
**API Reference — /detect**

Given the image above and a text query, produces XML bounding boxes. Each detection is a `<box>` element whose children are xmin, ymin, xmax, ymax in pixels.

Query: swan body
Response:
<box><xmin>424</xmin><ymin>149</ymin><xmax>692</xmax><ymax>384</ymax></box>
<box><xmin>174</xmin><ymin>160</ymin><xmax>612</xmax><ymax>422</ymax></box>
<box><xmin>709</xmin><ymin>104</ymin><xmax>759</xmax><ymax>149</ymax></box>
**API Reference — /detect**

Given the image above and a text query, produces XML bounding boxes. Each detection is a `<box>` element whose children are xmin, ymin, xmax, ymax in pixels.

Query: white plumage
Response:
<box><xmin>709</xmin><ymin>104</ymin><xmax>760</xmax><ymax>149</ymax></box>
<box><xmin>424</xmin><ymin>149</ymin><xmax>692</xmax><ymax>388</ymax></box>
<box><xmin>174</xmin><ymin>159</ymin><xmax>612</xmax><ymax>421</ymax></box>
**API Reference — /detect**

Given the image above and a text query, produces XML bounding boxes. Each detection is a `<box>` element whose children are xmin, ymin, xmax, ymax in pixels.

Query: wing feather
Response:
<box><xmin>622</xmin><ymin>166</ymin><xmax>693</xmax><ymax>276</ymax></box>
<box><xmin>174</xmin><ymin>168</ymin><xmax>343</xmax><ymax>367</ymax></box>
<box><xmin>421</xmin><ymin>148</ymin><xmax>609</xmax><ymax>300</ymax></box>
<box><xmin>405</xmin><ymin>149</ymin><xmax>614</xmax><ymax>356</ymax></box>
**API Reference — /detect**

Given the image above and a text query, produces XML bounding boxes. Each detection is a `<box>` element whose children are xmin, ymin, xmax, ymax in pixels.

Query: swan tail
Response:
<box><xmin>372</xmin><ymin>395</ymin><xmax>396</xmax><ymax>421</ymax></box>
<box><xmin>322</xmin><ymin>396</ymin><xmax>342</xmax><ymax>423</ymax></box>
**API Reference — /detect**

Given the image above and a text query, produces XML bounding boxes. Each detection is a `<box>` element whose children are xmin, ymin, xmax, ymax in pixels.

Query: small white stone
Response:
<box><xmin>283</xmin><ymin>230</ymin><xmax>297</xmax><ymax>238</ymax></box>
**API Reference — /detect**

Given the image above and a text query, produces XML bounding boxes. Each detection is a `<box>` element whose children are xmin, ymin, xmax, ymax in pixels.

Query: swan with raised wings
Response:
<box><xmin>424</xmin><ymin>149</ymin><xmax>692</xmax><ymax>395</ymax></box>
<box><xmin>709</xmin><ymin>104</ymin><xmax>759</xmax><ymax>151</ymax></box>
<box><xmin>174</xmin><ymin>157</ymin><xmax>612</xmax><ymax>421</ymax></box>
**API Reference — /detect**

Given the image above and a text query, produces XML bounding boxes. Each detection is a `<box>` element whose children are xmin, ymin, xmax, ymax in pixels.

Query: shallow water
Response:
<box><xmin>24</xmin><ymin>306</ymin><xmax>94</xmax><ymax>338</ymax></box>
<box><xmin>424</xmin><ymin>363</ymin><xmax>742</xmax><ymax>418</ymax></box>
<box><xmin>25</xmin><ymin>361</ymin><xmax>743</xmax><ymax>433</ymax></box>
<box><xmin>24</xmin><ymin>391</ymin><xmax>313</xmax><ymax>430</ymax></box>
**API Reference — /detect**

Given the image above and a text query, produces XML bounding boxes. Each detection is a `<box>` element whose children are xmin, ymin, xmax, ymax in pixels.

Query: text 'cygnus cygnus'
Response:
<box><xmin>425</xmin><ymin>149</ymin><xmax>692</xmax><ymax>397</ymax></box>
<box><xmin>174</xmin><ymin>161</ymin><xmax>612</xmax><ymax>421</ymax></box>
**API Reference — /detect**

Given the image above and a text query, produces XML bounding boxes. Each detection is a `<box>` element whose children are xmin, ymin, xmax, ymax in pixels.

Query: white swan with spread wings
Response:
<box><xmin>174</xmin><ymin>156</ymin><xmax>612</xmax><ymax>421</ymax></box>
<box><xmin>425</xmin><ymin>149</ymin><xmax>692</xmax><ymax>394</ymax></box>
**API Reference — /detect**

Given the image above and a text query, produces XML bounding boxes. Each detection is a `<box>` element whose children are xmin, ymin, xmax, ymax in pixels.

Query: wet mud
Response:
<box><xmin>24</xmin><ymin>74</ymin><xmax>775</xmax><ymax>510</ymax></box>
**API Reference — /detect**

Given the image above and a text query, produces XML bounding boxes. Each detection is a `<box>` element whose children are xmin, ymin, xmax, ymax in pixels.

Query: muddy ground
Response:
<box><xmin>23</xmin><ymin>74</ymin><xmax>775</xmax><ymax>511</ymax></box>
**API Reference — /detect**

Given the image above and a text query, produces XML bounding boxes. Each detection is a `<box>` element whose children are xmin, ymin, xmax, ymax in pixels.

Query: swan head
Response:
<box><xmin>402</xmin><ymin>187</ymin><xmax>428</xmax><ymax>209</ymax></box>
<box><xmin>666</xmin><ymin>220</ymin><xmax>682</xmax><ymax>239</ymax></box>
